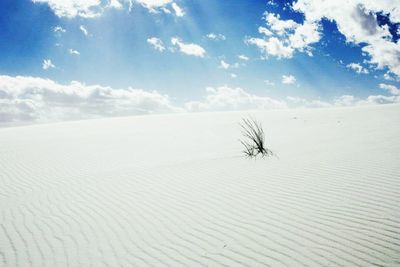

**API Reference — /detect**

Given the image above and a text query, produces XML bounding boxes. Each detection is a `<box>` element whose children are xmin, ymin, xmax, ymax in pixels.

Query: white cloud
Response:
<box><xmin>383</xmin><ymin>71</ymin><xmax>400</xmax><ymax>81</ymax></box>
<box><xmin>246</xmin><ymin>37</ymin><xmax>294</xmax><ymax>59</ymax></box>
<box><xmin>147</xmin><ymin>37</ymin><xmax>165</xmax><ymax>52</ymax></box>
<box><xmin>136</xmin><ymin>0</ymin><xmax>184</xmax><ymax>16</ymax></box>
<box><xmin>42</xmin><ymin>59</ymin><xmax>55</xmax><ymax>70</ymax></box>
<box><xmin>136</xmin><ymin>0</ymin><xmax>172</xmax><ymax>9</ymax></box>
<box><xmin>0</xmin><ymin>75</ymin><xmax>181</xmax><ymax>123</ymax></box>
<box><xmin>286</xmin><ymin>96</ymin><xmax>304</xmax><ymax>104</ymax></box>
<box><xmin>358</xmin><ymin>94</ymin><xmax>400</xmax><ymax>105</ymax></box>
<box><xmin>247</xmin><ymin>12</ymin><xmax>321</xmax><ymax>59</ymax></box>
<box><xmin>231</xmin><ymin>73</ymin><xmax>237</xmax><ymax>78</ymax></box>
<box><xmin>160</xmin><ymin>7</ymin><xmax>171</xmax><ymax>14</ymax></box>
<box><xmin>258</xmin><ymin>26</ymin><xmax>273</xmax><ymax>36</ymax></box>
<box><xmin>206</xmin><ymin>33</ymin><xmax>226</xmax><ymax>41</ymax></box>
<box><xmin>2</xmin><ymin>76</ymin><xmax>399</xmax><ymax>124</ymax></box>
<box><xmin>346</xmin><ymin>63</ymin><xmax>369</xmax><ymax>74</ymax></box>
<box><xmin>171</xmin><ymin>37</ymin><xmax>206</xmax><ymax>57</ymax></box>
<box><xmin>379</xmin><ymin>83</ymin><xmax>400</xmax><ymax>95</ymax></box>
<box><xmin>383</xmin><ymin>72</ymin><xmax>395</xmax><ymax>81</ymax></box>
<box><xmin>185</xmin><ymin>86</ymin><xmax>288</xmax><ymax>112</ymax></box>
<box><xmin>171</xmin><ymin>2</ymin><xmax>184</xmax><ymax>17</ymax></box>
<box><xmin>265</xmin><ymin>13</ymin><xmax>299</xmax><ymax>35</ymax></box>
<box><xmin>32</xmin><ymin>0</ymin><xmax>180</xmax><ymax>18</ymax></box>
<box><xmin>69</xmin><ymin>49</ymin><xmax>80</xmax><ymax>55</ymax></box>
<box><xmin>292</xmin><ymin>0</ymin><xmax>400</xmax><ymax>77</ymax></box>
<box><xmin>287</xmin><ymin>83</ymin><xmax>400</xmax><ymax>108</ymax></box>
<box><xmin>286</xmin><ymin>96</ymin><xmax>331</xmax><ymax>108</ymax></box>
<box><xmin>219</xmin><ymin>60</ymin><xmax>230</xmax><ymax>69</ymax></box>
<box><xmin>288</xmin><ymin>20</ymin><xmax>321</xmax><ymax>54</ymax></box>
<box><xmin>334</xmin><ymin>95</ymin><xmax>357</xmax><ymax>106</ymax></box>
<box><xmin>31</xmin><ymin>0</ymin><xmax>117</xmax><ymax>18</ymax></box>
<box><xmin>238</xmin><ymin>55</ymin><xmax>249</xmax><ymax>61</ymax></box>
<box><xmin>53</xmin><ymin>26</ymin><xmax>66</xmax><ymax>33</ymax></box>
<box><xmin>348</xmin><ymin>83</ymin><xmax>400</xmax><ymax>105</ymax></box>
<box><xmin>335</xmin><ymin>94</ymin><xmax>399</xmax><ymax>107</ymax></box>
<box><xmin>362</xmin><ymin>40</ymin><xmax>400</xmax><ymax>76</ymax></box>
<box><xmin>282</xmin><ymin>75</ymin><xmax>296</xmax><ymax>84</ymax></box>
<box><xmin>109</xmin><ymin>0</ymin><xmax>123</xmax><ymax>9</ymax></box>
<box><xmin>219</xmin><ymin>60</ymin><xmax>239</xmax><ymax>70</ymax></box>
<box><xmin>80</xmin><ymin>25</ymin><xmax>89</xmax><ymax>36</ymax></box>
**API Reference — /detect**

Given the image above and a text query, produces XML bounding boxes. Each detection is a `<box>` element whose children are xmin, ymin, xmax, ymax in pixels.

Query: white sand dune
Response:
<box><xmin>1</xmin><ymin>104</ymin><xmax>400</xmax><ymax>266</ymax></box>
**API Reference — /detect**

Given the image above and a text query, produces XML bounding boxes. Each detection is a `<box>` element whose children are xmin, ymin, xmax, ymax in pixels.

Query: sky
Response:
<box><xmin>0</xmin><ymin>0</ymin><xmax>400</xmax><ymax>124</ymax></box>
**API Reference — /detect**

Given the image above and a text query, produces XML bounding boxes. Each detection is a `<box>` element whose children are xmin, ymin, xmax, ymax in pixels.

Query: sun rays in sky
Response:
<box><xmin>0</xmin><ymin>0</ymin><xmax>399</xmax><ymax>124</ymax></box>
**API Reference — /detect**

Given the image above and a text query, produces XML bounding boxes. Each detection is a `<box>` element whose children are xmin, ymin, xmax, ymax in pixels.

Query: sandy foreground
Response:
<box><xmin>0</xmin><ymin>104</ymin><xmax>399</xmax><ymax>266</ymax></box>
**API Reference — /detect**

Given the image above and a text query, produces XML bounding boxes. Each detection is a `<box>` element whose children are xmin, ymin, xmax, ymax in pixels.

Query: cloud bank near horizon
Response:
<box><xmin>31</xmin><ymin>0</ymin><xmax>185</xmax><ymax>18</ymax></box>
<box><xmin>1</xmin><ymin>75</ymin><xmax>399</xmax><ymax>124</ymax></box>
<box><xmin>0</xmin><ymin>75</ymin><xmax>181</xmax><ymax>123</ymax></box>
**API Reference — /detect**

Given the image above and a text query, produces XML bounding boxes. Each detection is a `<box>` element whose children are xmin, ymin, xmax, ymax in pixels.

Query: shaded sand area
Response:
<box><xmin>0</xmin><ymin>104</ymin><xmax>399</xmax><ymax>266</ymax></box>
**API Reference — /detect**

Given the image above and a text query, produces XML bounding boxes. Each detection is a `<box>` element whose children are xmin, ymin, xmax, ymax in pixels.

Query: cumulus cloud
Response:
<box><xmin>356</xmin><ymin>83</ymin><xmax>400</xmax><ymax>105</ymax></box>
<box><xmin>246</xmin><ymin>37</ymin><xmax>294</xmax><ymax>59</ymax></box>
<box><xmin>185</xmin><ymin>86</ymin><xmax>288</xmax><ymax>112</ymax></box>
<box><xmin>383</xmin><ymin>72</ymin><xmax>395</xmax><ymax>81</ymax></box>
<box><xmin>379</xmin><ymin>83</ymin><xmax>400</xmax><ymax>95</ymax></box>
<box><xmin>362</xmin><ymin>40</ymin><xmax>400</xmax><ymax>76</ymax></box>
<box><xmin>108</xmin><ymin>0</ymin><xmax>123</xmax><ymax>9</ymax></box>
<box><xmin>288</xmin><ymin>20</ymin><xmax>321</xmax><ymax>55</ymax></box>
<box><xmin>136</xmin><ymin>0</ymin><xmax>172</xmax><ymax>9</ymax></box>
<box><xmin>292</xmin><ymin>0</ymin><xmax>400</xmax><ymax>77</ymax></box>
<box><xmin>282</xmin><ymin>75</ymin><xmax>296</xmax><ymax>84</ymax></box>
<box><xmin>358</xmin><ymin>94</ymin><xmax>400</xmax><ymax>105</ymax></box>
<box><xmin>147</xmin><ymin>37</ymin><xmax>165</xmax><ymax>52</ymax></box>
<box><xmin>334</xmin><ymin>95</ymin><xmax>357</xmax><ymax>106</ymax></box>
<box><xmin>171</xmin><ymin>37</ymin><xmax>206</xmax><ymax>57</ymax></box>
<box><xmin>346</xmin><ymin>63</ymin><xmax>369</xmax><ymax>74</ymax></box>
<box><xmin>32</xmin><ymin>0</ymin><xmax>123</xmax><ymax>18</ymax></box>
<box><xmin>286</xmin><ymin>96</ymin><xmax>331</xmax><ymax>108</ymax></box>
<box><xmin>249</xmin><ymin>0</ymin><xmax>400</xmax><ymax>70</ymax></box>
<box><xmin>265</xmin><ymin>13</ymin><xmax>299</xmax><ymax>35</ymax></box>
<box><xmin>42</xmin><ymin>59</ymin><xmax>55</xmax><ymax>70</ymax></box>
<box><xmin>0</xmin><ymin>75</ymin><xmax>181</xmax><ymax>123</ymax></box>
<box><xmin>1</xmin><ymin>76</ymin><xmax>399</xmax><ymax>124</ymax></box>
<box><xmin>247</xmin><ymin>12</ymin><xmax>321</xmax><ymax>58</ymax></box>
<box><xmin>206</xmin><ymin>33</ymin><xmax>226</xmax><ymax>41</ymax></box>
<box><xmin>33</xmin><ymin>0</ymin><xmax>185</xmax><ymax>17</ymax></box>
<box><xmin>136</xmin><ymin>0</ymin><xmax>184</xmax><ymax>16</ymax></box>
<box><xmin>258</xmin><ymin>26</ymin><xmax>273</xmax><ymax>36</ymax></box>
<box><xmin>287</xmin><ymin>83</ymin><xmax>400</xmax><ymax>108</ymax></box>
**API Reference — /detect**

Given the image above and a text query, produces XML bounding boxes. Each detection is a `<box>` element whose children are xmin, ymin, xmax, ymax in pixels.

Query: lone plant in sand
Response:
<box><xmin>239</xmin><ymin>117</ymin><xmax>273</xmax><ymax>158</ymax></box>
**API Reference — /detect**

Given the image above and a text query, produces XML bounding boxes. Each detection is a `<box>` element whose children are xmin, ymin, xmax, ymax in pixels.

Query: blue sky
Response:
<box><xmin>0</xmin><ymin>0</ymin><xmax>400</xmax><ymax>123</ymax></box>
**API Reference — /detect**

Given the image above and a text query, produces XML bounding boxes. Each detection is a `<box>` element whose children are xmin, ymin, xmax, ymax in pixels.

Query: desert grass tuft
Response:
<box><xmin>239</xmin><ymin>117</ymin><xmax>273</xmax><ymax>158</ymax></box>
